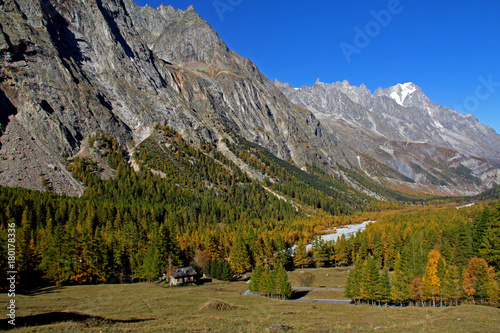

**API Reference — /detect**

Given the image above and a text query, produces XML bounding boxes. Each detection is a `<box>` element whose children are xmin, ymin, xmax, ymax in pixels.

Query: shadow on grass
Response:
<box><xmin>0</xmin><ymin>311</ymin><xmax>154</xmax><ymax>330</ymax></box>
<box><xmin>21</xmin><ymin>285</ymin><xmax>66</xmax><ymax>297</ymax></box>
<box><xmin>289</xmin><ymin>290</ymin><xmax>310</xmax><ymax>300</ymax></box>
<box><xmin>195</xmin><ymin>277</ymin><xmax>213</xmax><ymax>285</ymax></box>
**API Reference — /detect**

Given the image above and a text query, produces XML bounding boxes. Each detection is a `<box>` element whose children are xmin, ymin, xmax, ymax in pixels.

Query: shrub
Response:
<box><xmin>296</xmin><ymin>272</ymin><xmax>315</xmax><ymax>287</ymax></box>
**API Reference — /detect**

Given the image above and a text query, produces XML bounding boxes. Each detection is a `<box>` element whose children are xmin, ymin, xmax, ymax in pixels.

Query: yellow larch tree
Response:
<box><xmin>422</xmin><ymin>248</ymin><xmax>445</xmax><ymax>306</ymax></box>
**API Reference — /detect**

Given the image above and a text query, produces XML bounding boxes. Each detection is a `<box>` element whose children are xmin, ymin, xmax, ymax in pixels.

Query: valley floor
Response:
<box><xmin>1</xmin><ymin>268</ymin><xmax>499</xmax><ymax>332</ymax></box>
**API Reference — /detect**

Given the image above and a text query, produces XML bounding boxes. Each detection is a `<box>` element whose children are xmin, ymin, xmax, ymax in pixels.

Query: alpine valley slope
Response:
<box><xmin>0</xmin><ymin>0</ymin><xmax>339</xmax><ymax>196</ymax></box>
<box><xmin>0</xmin><ymin>0</ymin><xmax>498</xmax><ymax>197</ymax></box>
<box><xmin>275</xmin><ymin>79</ymin><xmax>500</xmax><ymax>195</ymax></box>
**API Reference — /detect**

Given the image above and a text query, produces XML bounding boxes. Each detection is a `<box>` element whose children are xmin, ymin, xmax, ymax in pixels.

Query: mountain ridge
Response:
<box><xmin>274</xmin><ymin>79</ymin><xmax>500</xmax><ymax>193</ymax></box>
<box><xmin>0</xmin><ymin>0</ymin><xmax>337</xmax><ymax>195</ymax></box>
<box><xmin>0</xmin><ymin>0</ymin><xmax>498</xmax><ymax>197</ymax></box>
<box><xmin>275</xmin><ymin>79</ymin><xmax>500</xmax><ymax>158</ymax></box>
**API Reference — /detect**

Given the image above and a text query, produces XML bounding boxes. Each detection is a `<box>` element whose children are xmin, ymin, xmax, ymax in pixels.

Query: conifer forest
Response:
<box><xmin>1</xmin><ymin>127</ymin><xmax>499</xmax><ymax>305</ymax></box>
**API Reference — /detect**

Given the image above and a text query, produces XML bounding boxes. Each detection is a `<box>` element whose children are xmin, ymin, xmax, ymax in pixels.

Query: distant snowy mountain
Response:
<box><xmin>1</xmin><ymin>0</ymin><xmax>499</xmax><ymax>197</ymax></box>
<box><xmin>375</xmin><ymin>82</ymin><xmax>419</xmax><ymax>106</ymax></box>
<box><xmin>277</xmin><ymin>79</ymin><xmax>500</xmax><ymax>162</ymax></box>
<box><xmin>274</xmin><ymin>79</ymin><xmax>500</xmax><ymax>193</ymax></box>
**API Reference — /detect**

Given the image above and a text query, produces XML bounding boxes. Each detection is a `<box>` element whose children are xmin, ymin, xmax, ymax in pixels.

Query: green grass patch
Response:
<box><xmin>288</xmin><ymin>267</ymin><xmax>350</xmax><ymax>288</ymax></box>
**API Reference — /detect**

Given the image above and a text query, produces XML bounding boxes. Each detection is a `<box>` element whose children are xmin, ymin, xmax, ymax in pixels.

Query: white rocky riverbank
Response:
<box><xmin>319</xmin><ymin>220</ymin><xmax>376</xmax><ymax>243</ymax></box>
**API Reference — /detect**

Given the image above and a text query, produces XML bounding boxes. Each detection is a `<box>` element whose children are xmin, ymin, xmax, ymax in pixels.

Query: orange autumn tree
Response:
<box><xmin>463</xmin><ymin>257</ymin><xmax>499</xmax><ymax>305</ymax></box>
<box><xmin>422</xmin><ymin>249</ymin><xmax>445</xmax><ymax>306</ymax></box>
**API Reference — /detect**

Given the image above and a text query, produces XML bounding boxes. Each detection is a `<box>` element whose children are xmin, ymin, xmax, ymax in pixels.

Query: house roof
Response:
<box><xmin>171</xmin><ymin>266</ymin><xmax>197</xmax><ymax>278</ymax></box>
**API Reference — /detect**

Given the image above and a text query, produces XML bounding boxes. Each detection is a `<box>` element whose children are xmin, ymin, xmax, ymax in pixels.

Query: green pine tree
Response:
<box><xmin>379</xmin><ymin>267</ymin><xmax>391</xmax><ymax>304</ymax></box>
<box><xmin>143</xmin><ymin>244</ymin><xmax>161</xmax><ymax>280</ymax></box>
<box><xmin>259</xmin><ymin>267</ymin><xmax>270</xmax><ymax>295</ymax></box>
<box><xmin>293</xmin><ymin>239</ymin><xmax>310</xmax><ymax>268</ymax></box>
<box><xmin>220</xmin><ymin>262</ymin><xmax>234</xmax><ymax>281</ymax></box>
<box><xmin>436</xmin><ymin>255</ymin><xmax>448</xmax><ymax>306</ymax></box>
<box><xmin>229</xmin><ymin>234</ymin><xmax>252</xmax><ymax>274</ymax></box>
<box><xmin>344</xmin><ymin>256</ymin><xmax>362</xmax><ymax>304</ymax></box>
<box><xmin>334</xmin><ymin>234</ymin><xmax>349</xmax><ymax>266</ymax></box>
<box><xmin>480</xmin><ymin>217</ymin><xmax>500</xmax><ymax>270</ymax></box>
<box><xmin>267</xmin><ymin>268</ymin><xmax>277</xmax><ymax>296</ymax></box>
<box><xmin>360</xmin><ymin>256</ymin><xmax>381</xmax><ymax>304</ymax></box>
<box><xmin>442</xmin><ymin>265</ymin><xmax>463</xmax><ymax>306</ymax></box>
<box><xmin>249</xmin><ymin>266</ymin><xmax>263</xmax><ymax>293</ymax></box>
<box><xmin>312</xmin><ymin>237</ymin><xmax>329</xmax><ymax>268</ymax></box>
<box><xmin>473</xmin><ymin>208</ymin><xmax>490</xmax><ymax>254</ymax></box>
<box><xmin>390</xmin><ymin>253</ymin><xmax>411</xmax><ymax>306</ymax></box>
<box><xmin>274</xmin><ymin>263</ymin><xmax>292</xmax><ymax>299</ymax></box>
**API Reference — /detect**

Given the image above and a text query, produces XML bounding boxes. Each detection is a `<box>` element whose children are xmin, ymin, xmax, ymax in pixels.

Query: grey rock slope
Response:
<box><xmin>0</xmin><ymin>0</ymin><xmax>498</xmax><ymax>197</ymax></box>
<box><xmin>0</xmin><ymin>0</ymin><xmax>335</xmax><ymax>195</ymax></box>
<box><xmin>275</xmin><ymin>79</ymin><xmax>500</xmax><ymax>193</ymax></box>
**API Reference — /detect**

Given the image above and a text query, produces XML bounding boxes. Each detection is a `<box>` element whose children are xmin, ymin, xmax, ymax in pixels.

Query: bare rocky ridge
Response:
<box><xmin>0</xmin><ymin>0</ymin><xmax>335</xmax><ymax>194</ymax></box>
<box><xmin>274</xmin><ymin>79</ymin><xmax>500</xmax><ymax>194</ymax></box>
<box><xmin>0</xmin><ymin>0</ymin><xmax>498</xmax><ymax>196</ymax></box>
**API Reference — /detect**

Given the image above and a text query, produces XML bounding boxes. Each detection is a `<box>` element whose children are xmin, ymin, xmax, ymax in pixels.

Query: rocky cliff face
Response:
<box><xmin>277</xmin><ymin>79</ymin><xmax>500</xmax><ymax>161</ymax></box>
<box><xmin>0</xmin><ymin>0</ymin><xmax>336</xmax><ymax>195</ymax></box>
<box><xmin>275</xmin><ymin>79</ymin><xmax>500</xmax><ymax>193</ymax></box>
<box><xmin>0</xmin><ymin>0</ymin><xmax>498</xmax><ymax>197</ymax></box>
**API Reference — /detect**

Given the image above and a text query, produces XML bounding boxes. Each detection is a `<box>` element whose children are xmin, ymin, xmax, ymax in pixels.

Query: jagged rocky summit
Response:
<box><xmin>0</xmin><ymin>0</ymin><xmax>334</xmax><ymax>195</ymax></box>
<box><xmin>274</xmin><ymin>79</ymin><xmax>500</xmax><ymax>193</ymax></box>
<box><xmin>0</xmin><ymin>0</ymin><xmax>499</xmax><ymax>197</ymax></box>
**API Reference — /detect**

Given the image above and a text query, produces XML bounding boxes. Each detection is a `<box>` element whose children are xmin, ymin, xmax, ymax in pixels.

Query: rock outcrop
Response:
<box><xmin>0</xmin><ymin>0</ymin><xmax>498</xmax><ymax>196</ymax></box>
<box><xmin>274</xmin><ymin>79</ymin><xmax>500</xmax><ymax>193</ymax></box>
<box><xmin>0</xmin><ymin>0</ymin><xmax>334</xmax><ymax>195</ymax></box>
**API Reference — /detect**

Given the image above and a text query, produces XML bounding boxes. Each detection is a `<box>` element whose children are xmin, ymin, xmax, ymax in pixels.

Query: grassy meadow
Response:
<box><xmin>1</xmin><ymin>268</ymin><xmax>500</xmax><ymax>332</ymax></box>
<box><xmin>288</xmin><ymin>267</ymin><xmax>351</xmax><ymax>289</ymax></box>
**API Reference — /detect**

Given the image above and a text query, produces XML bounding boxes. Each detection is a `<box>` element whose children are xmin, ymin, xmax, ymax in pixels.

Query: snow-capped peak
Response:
<box><xmin>389</xmin><ymin>82</ymin><xmax>417</xmax><ymax>106</ymax></box>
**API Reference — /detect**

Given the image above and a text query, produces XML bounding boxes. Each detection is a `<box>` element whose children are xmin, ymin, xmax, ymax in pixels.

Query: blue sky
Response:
<box><xmin>133</xmin><ymin>0</ymin><xmax>500</xmax><ymax>133</ymax></box>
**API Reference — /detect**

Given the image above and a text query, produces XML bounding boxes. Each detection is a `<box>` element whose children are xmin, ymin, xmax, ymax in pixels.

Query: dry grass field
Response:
<box><xmin>1</xmin><ymin>268</ymin><xmax>499</xmax><ymax>332</ymax></box>
<box><xmin>288</xmin><ymin>267</ymin><xmax>351</xmax><ymax>289</ymax></box>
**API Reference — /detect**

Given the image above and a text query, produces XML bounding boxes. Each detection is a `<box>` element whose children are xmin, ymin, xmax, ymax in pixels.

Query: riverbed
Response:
<box><xmin>320</xmin><ymin>220</ymin><xmax>376</xmax><ymax>243</ymax></box>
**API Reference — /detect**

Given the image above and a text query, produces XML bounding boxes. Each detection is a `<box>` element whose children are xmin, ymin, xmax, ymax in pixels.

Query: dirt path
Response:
<box><xmin>293</xmin><ymin>298</ymin><xmax>351</xmax><ymax>304</ymax></box>
<box><xmin>292</xmin><ymin>287</ymin><xmax>344</xmax><ymax>291</ymax></box>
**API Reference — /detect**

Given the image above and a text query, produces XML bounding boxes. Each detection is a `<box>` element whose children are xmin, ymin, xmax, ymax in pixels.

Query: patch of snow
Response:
<box><xmin>390</xmin><ymin>91</ymin><xmax>403</xmax><ymax>106</ymax></box>
<box><xmin>379</xmin><ymin>145</ymin><xmax>394</xmax><ymax>156</ymax></box>
<box><xmin>427</xmin><ymin>107</ymin><xmax>445</xmax><ymax>130</ymax></box>
<box><xmin>400</xmin><ymin>82</ymin><xmax>417</xmax><ymax>103</ymax></box>
<box><xmin>390</xmin><ymin>83</ymin><xmax>417</xmax><ymax>106</ymax></box>
<box><xmin>321</xmin><ymin>220</ymin><xmax>375</xmax><ymax>243</ymax></box>
<box><xmin>290</xmin><ymin>221</ymin><xmax>375</xmax><ymax>255</ymax></box>
<box><xmin>456</xmin><ymin>202</ymin><xmax>475</xmax><ymax>209</ymax></box>
<box><xmin>433</xmin><ymin>119</ymin><xmax>444</xmax><ymax>130</ymax></box>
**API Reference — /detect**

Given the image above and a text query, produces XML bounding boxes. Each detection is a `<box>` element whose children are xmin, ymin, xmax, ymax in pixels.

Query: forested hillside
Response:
<box><xmin>343</xmin><ymin>202</ymin><xmax>500</xmax><ymax>307</ymax></box>
<box><xmin>0</xmin><ymin>127</ymin><xmax>373</xmax><ymax>289</ymax></box>
<box><xmin>1</xmin><ymin>126</ymin><xmax>499</xmax><ymax>310</ymax></box>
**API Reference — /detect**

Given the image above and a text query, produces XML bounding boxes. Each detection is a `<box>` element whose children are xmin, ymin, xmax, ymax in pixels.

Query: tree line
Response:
<box><xmin>343</xmin><ymin>201</ymin><xmax>500</xmax><ymax>307</ymax></box>
<box><xmin>0</xmin><ymin>129</ymin><xmax>370</xmax><ymax>290</ymax></box>
<box><xmin>249</xmin><ymin>263</ymin><xmax>292</xmax><ymax>299</ymax></box>
<box><xmin>2</xmin><ymin>126</ymin><xmax>498</xmax><ymax>310</ymax></box>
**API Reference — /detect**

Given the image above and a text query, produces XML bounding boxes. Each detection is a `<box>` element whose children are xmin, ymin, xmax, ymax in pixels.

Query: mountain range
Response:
<box><xmin>274</xmin><ymin>79</ymin><xmax>500</xmax><ymax>194</ymax></box>
<box><xmin>1</xmin><ymin>0</ymin><xmax>499</xmax><ymax>198</ymax></box>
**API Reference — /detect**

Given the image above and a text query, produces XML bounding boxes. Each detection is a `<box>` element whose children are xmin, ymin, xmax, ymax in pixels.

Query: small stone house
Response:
<box><xmin>169</xmin><ymin>266</ymin><xmax>198</xmax><ymax>285</ymax></box>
